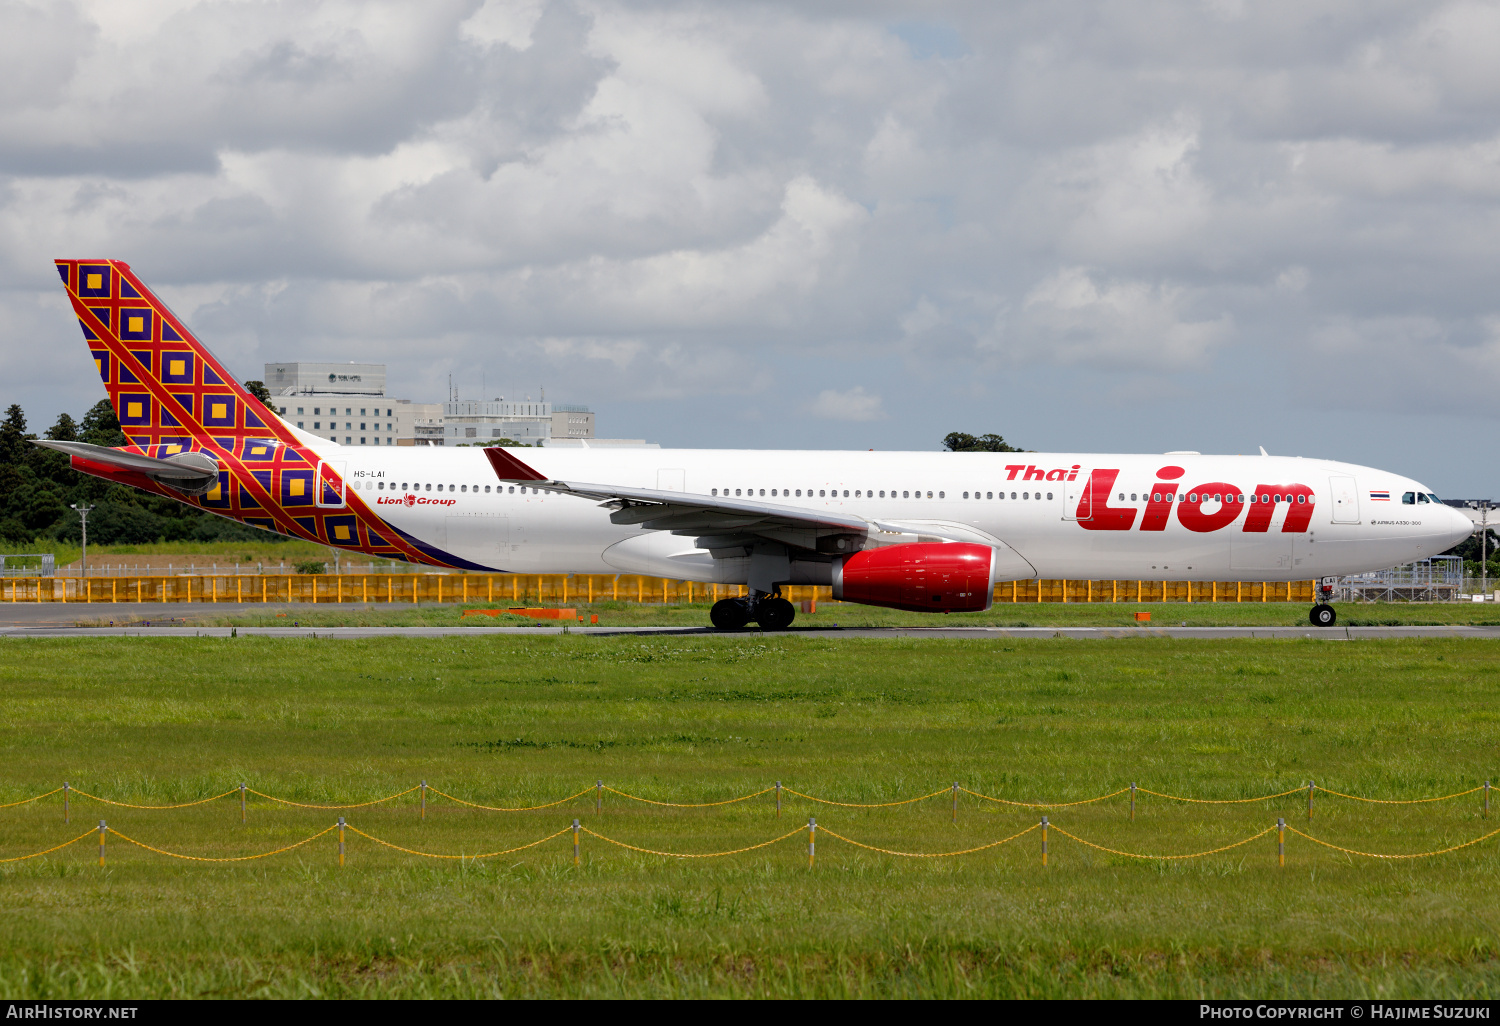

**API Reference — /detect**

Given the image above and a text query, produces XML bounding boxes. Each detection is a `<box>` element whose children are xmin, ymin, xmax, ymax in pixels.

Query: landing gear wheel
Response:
<box><xmin>710</xmin><ymin>598</ymin><xmax>750</xmax><ymax>630</ymax></box>
<box><xmin>755</xmin><ymin>597</ymin><xmax>796</xmax><ymax>631</ymax></box>
<box><xmin>1309</xmin><ymin>604</ymin><xmax>1337</xmax><ymax>627</ymax></box>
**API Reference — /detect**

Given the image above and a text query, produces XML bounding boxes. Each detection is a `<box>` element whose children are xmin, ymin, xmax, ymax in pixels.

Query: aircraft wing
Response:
<box><xmin>483</xmin><ymin>446</ymin><xmax>907</xmax><ymax>550</ymax></box>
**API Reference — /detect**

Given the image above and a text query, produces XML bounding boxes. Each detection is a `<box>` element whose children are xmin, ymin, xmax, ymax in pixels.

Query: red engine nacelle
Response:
<box><xmin>832</xmin><ymin>542</ymin><xmax>998</xmax><ymax>613</ymax></box>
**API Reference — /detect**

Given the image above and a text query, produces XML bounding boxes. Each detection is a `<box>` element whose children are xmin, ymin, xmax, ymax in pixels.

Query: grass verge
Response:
<box><xmin>77</xmin><ymin>599</ymin><xmax>1500</xmax><ymax>629</ymax></box>
<box><xmin>0</xmin><ymin>634</ymin><xmax>1496</xmax><ymax>997</ymax></box>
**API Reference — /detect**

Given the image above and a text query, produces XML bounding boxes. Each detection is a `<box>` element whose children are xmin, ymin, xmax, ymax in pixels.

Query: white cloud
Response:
<box><xmin>809</xmin><ymin>386</ymin><xmax>884</xmax><ymax>422</ymax></box>
<box><xmin>460</xmin><ymin>0</ymin><xmax>547</xmax><ymax>51</ymax></box>
<box><xmin>1046</xmin><ymin>116</ymin><xmax>1212</xmax><ymax>264</ymax></box>
<box><xmin>1015</xmin><ymin>267</ymin><xmax>1229</xmax><ymax>370</ymax></box>
<box><xmin>4</xmin><ymin>1</ymin><xmax>1500</xmax><ymax>489</ymax></box>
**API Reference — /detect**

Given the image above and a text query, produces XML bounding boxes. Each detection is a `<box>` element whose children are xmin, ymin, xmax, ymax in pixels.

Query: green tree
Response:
<box><xmin>942</xmin><ymin>432</ymin><xmax>1020</xmax><ymax>453</ymax></box>
<box><xmin>79</xmin><ymin>399</ymin><xmax>125</xmax><ymax>447</ymax></box>
<box><xmin>243</xmin><ymin>380</ymin><xmax>277</xmax><ymax>414</ymax></box>
<box><xmin>0</xmin><ymin>404</ymin><xmax>30</xmax><ymax>467</ymax></box>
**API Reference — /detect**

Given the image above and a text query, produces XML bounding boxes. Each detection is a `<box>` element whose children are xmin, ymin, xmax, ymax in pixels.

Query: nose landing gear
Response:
<box><xmin>1309</xmin><ymin>604</ymin><xmax>1337</xmax><ymax>627</ymax></box>
<box><xmin>709</xmin><ymin>592</ymin><xmax>797</xmax><ymax>631</ymax></box>
<box><xmin>1309</xmin><ymin>578</ymin><xmax>1337</xmax><ymax>627</ymax></box>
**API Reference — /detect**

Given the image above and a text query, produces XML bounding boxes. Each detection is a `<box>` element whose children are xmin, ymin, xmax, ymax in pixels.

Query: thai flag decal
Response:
<box><xmin>1370</xmin><ymin>490</ymin><xmax>1390</xmax><ymax>501</ymax></box>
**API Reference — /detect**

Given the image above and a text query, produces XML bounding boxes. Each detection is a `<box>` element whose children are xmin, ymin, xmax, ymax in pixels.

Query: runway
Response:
<box><xmin>2</xmin><ymin>618</ymin><xmax>1498</xmax><ymax>640</ymax></box>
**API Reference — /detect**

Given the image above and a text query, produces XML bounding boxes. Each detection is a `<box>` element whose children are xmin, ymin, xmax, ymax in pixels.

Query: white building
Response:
<box><xmin>263</xmin><ymin>362</ymin><xmax>608</xmax><ymax>448</ymax></box>
<box><xmin>265</xmin><ymin>362</ymin><xmax>384</xmax><ymax>397</ymax></box>
<box><xmin>440</xmin><ymin>400</ymin><xmax>595</xmax><ymax>446</ymax></box>
<box><xmin>273</xmin><ymin>396</ymin><xmax>426</xmax><ymax>447</ymax></box>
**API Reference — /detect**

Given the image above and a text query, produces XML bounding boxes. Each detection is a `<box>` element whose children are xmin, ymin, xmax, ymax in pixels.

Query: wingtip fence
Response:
<box><xmin>2</xmin><ymin>778</ymin><xmax>1497</xmax><ymax>868</ymax></box>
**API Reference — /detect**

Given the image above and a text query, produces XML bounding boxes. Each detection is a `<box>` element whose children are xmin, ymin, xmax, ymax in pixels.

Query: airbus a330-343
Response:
<box><xmin>37</xmin><ymin>259</ymin><xmax>1473</xmax><ymax>629</ymax></box>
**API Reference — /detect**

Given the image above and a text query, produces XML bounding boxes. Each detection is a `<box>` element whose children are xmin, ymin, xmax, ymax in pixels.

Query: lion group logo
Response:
<box><xmin>403</xmin><ymin>493</ymin><xmax>416</xmax><ymax>507</ymax></box>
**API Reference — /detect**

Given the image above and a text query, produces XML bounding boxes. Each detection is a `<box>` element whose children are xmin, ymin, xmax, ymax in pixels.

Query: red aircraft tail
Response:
<box><xmin>54</xmin><ymin>259</ymin><xmax>286</xmax><ymax>457</ymax></box>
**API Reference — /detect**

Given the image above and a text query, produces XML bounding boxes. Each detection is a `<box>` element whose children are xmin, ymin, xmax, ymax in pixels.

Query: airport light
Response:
<box><xmin>70</xmin><ymin>503</ymin><xmax>94</xmax><ymax>579</ymax></box>
<box><xmin>1478</xmin><ymin>500</ymin><xmax>1486</xmax><ymax>598</ymax></box>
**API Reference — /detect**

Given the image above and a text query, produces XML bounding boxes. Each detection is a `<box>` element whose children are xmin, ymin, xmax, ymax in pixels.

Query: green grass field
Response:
<box><xmin>1</xmin><ymin>634</ymin><xmax>1497</xmax><ymax>998</ymax></box>
<box><xmin>147</xmin><ymin>598</ymin><xmax>1500</xmax><ymax>629</ymax></box>
<box><xmin>3</xmin><ymin>539</ymin><xmax>337</xmax><ymax>569</ymax></box>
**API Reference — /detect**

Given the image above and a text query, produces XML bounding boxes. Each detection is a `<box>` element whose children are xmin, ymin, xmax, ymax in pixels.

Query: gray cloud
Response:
<box><xmin>3</xmin><ymin>0</ymin><xmax>1500</xmax><ymax>494</ymax></box>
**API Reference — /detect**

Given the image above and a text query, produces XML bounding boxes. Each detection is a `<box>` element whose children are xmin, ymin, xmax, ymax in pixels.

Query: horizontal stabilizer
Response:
<box><xmin>33</xmin><ymin>439</ymin><xmax>218</xmax><ymax>494</ymax></box>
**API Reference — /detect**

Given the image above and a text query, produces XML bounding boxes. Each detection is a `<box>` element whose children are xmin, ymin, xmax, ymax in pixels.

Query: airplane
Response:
<box><xmin>36</xmin><ymin>258</ymin><xmax>1475</xmax><ymax>630</ymax></box>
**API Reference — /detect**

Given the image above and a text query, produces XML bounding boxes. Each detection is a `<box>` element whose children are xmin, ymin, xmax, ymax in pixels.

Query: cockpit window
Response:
<box><xmin>1416</xmin><ymin>493</ymin><xmax>1429</xmax><ymax>504</ymax></box>
<box><xmin>1427</xmin><ymin>493</ymin><xmax>1440</xmax><ymax>503</ymax></box>
<box><xmin>1402</xmin><ymin>492</ymin><xmax>1415</xmax><ymax>504</ymax></box>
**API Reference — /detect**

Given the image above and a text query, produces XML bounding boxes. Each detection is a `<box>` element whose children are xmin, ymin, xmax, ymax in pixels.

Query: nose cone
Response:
<box><xmin>1439</xmin><ymin>505</ymin><xmax>1477</xmax><ymax>551</ymax></box>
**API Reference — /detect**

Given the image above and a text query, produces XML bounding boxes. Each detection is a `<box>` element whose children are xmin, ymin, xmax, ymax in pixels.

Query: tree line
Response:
<box><xmin>0</xmin><ymin>392</ymin><xmax>285</xmax><ymax>547</ymax></box>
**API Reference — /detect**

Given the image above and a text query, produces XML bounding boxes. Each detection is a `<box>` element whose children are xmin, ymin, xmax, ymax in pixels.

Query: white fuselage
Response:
<box><xmin>317</xmin><ymin>446</ymin><xmax>1473</xmax><ymax>583</ymax></box>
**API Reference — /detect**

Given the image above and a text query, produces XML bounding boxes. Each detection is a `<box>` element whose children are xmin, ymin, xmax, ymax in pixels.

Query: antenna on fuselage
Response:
<box><xmin>1259</xmin><ymin>446</ymin><xmax>1270</xmax><ymax>456</ymax></box>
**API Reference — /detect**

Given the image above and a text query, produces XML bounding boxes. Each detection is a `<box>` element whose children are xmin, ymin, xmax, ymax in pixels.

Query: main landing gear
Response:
<box><xmin>710</xmin><ymin>593</ymin><xmax>796</xmax><ymax>631</ymax></box>
<box><xmin>1309</xmin><ymin>578</ymin><xmax>1337</xmax><ymax>627</ymax></box>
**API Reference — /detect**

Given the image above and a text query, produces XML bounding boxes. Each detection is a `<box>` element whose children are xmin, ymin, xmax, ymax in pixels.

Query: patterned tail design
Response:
<box><xmin>54</xmin><ymin>259</ymin><xmax>465</xmax><ymax>567</ymax></box>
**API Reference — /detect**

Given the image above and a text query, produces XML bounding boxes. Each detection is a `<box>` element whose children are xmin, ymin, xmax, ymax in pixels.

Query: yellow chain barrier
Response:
<box><xmin>244</xmin><ymin>785</ymin><xmax>420</xmax><ymax>809</ymax></box>
<box><xmin>0</xmin><ymin>829</ymin><xmax>96</xmax><ymax>863</ymax></box>
<box><xmin>961</xmin><ymin>786</ymin><xmax>1131</xmax><ymax>808</ymax></box>
<box><xmin>1286</xmin><ymin>824</ymin><xmax>1500</xmax><ymax>860</ymax></box>
<box><xmin>817</xmin><ymin>822</ymin><xmax>1040</xmax><ymax>858</ymax></box>
<box><xmin>780</xmin><ymin>787</ymin><xmax>951</xmax><ymax>808</ymax></box>
<box><xmin>579</xmin><ymin>824</ymin><xmax>805</xmax><ymax>858</ymax></box>
<box><xmin>426</xmin><ymin>786</ymin><xmax>595</xmax><ymax>812</ymax></box>
<box><xmin>1133</xmin><ymin>786</ymin><xmax>1306</xmax><ymax>804</ymax></box>
<box><xmin>67</xmin><ymin>787</ymin><xmax>239</xmax><ymax>810</ymax></box>
<box><xmin>1310</xmin><ymin>785</ymin><xmax>1486</xmax><ymax>805</ymax></box>
<box><xmin>603</xmin><ymin>785</ymin><xmax>776</xmax><ymax>808</ymax></box>
<box><xmin>105</xmin><ymin>823</ymin><xmax>339</xmax><ymax>862</ymax></box>
<box><xmin>0</xmin><ymin>787</ymin><xmax>64</xmax><ymax>809</ymax></box>
<box><xmin>1049</xmin><ymin>823</ymin><xmax>1278</xmax><ymax>860</ymax></box>
<box><xmin>345</xmin><ymin>823</ymin><xmax>572</xmax><ymax>859</ymax></box>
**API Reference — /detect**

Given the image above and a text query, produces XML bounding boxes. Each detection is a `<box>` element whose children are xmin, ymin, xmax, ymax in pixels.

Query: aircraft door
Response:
<box><xmin>1330</xmin><ymin>475</ymin><xmax>1360</xmax><ymax>524</ymax></box>
<box><xmin>316</xmin><ymin>460</ymin><xmax>346</xmax><ymax>508</ymax></box>
<box><xmin>1062</xmin><ymin>477</ymin><xmax>1091</xmax><ymax>521</ymax></box>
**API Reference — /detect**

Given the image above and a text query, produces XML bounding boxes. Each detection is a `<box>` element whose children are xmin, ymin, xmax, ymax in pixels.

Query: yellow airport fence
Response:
<box><xmin>0</xmin><ymin>574</ymin><xmax>1319</xmax><ymax>605</ymax></box>
<box><xmin>6</xmin><ymin>816</ymin><xmax>1498</xmax><ymax>869</ymax></box>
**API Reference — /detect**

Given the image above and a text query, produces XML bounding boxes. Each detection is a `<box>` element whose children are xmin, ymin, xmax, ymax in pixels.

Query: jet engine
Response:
<box><xmin>831</xmin><ymin>542</ymin><xmax>998</xmax><ymax>613</ymax></box>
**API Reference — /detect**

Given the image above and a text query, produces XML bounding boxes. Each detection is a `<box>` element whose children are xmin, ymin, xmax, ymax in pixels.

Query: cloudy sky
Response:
<box><xmin>3</xmin><ymin>0</ymin><xmax>1500</xmax><ymax>494</ymax></box>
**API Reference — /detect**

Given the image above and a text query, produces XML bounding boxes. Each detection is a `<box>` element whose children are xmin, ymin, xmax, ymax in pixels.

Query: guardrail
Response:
<box><xmin>0</xmin><ymin>574</ymin><xmax>1320</xmax><ymax>604</ymax></box>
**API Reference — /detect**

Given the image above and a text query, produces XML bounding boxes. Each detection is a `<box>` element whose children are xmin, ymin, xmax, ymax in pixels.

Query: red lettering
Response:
<box><xmin>1076</xmin><ymin>469</ymin><xmax>1137</xmax><ymax>532</ymax></box>
<box><xmin>1156</xmin><ymin>465</ymin><xmax>1185</xmax><ymax>480</ymax></box>
<box><xmin>1004</xmin><ymin>464</ymin><xmax>1026</xmax><ymax>481</ymax></box>
<box><xmin>1045</xmin><ymin>468</ymin><xmax>1066</xmax><ymax>482</ymax></box>
<box><xmin>1177</xmin><ymin>482</ymin><xmax>1245</xmax><ymax>533</ymax></box>
<box><xmin>1067</xmin><ymin>465</ymin><xmax>1080</xmax><ymax>482</ymax></box>
<box><xmin>1023</xmin><ymin>465</ymin><xmax>1046</xmax><ymax>481</ymax></box>
<box><xmin>1140</xmin><ymin>484</ymin><xmax>1178</xmax><ymax>531</ymax></box>
<box><xmin>1242</xmin><ymin>484</ymin><xmax>1316</xmax><ymax>533</ymax></box>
